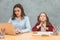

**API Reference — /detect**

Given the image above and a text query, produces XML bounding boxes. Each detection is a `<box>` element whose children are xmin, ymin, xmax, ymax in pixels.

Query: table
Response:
<box><xmin>0</xmin><ymin>32</ymin><xmax>60</xmax><ymax>40</ymax></box>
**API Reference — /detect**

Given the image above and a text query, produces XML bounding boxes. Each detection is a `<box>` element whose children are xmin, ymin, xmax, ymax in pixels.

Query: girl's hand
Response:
<box><xmin>37</xmin><ymin>25</ymin><xmax>41</xmax><ymax>29</ymax></box>
<box><xmin>53</xmin><ymin>27</ymin><xmax>56</xmax><ymax>32</ymax></box>
<box><xmin>37</xmin><ymin>22</ymin><xmax>44</xmax><ymax>29</ymax></box>
<box><xmin>46</xmin><ymin>27</ymin><xmax>48</xmax><ymax>30</ymax></box>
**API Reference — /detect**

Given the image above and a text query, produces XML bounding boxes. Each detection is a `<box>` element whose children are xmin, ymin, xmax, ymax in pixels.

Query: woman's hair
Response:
<box><xmin>37</xmin><ymin>12</ymin><xmax>52</xmax><ymax>26</ymax></box>
<box><xmin>12</xmin><ymin>3</ymin><xmax>25</xmax><ymax>20</ymax></box>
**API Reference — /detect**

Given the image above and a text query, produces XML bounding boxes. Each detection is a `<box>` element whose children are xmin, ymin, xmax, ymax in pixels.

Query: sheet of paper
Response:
<box><xmin>33</xmin><ymin>32</ymin><xmax>53</xmax><ymax>36</ymax></box>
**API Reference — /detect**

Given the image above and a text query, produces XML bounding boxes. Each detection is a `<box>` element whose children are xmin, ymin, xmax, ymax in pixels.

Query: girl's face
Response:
<box><xmin>39</xmin><ymin>13</ymin><xmax>47</xmax><ymax>22</ymax></box>
<box><xmin>14</xmin><ymin>7</ymin><xmax>21</xmax><ymax>17</ymax></box>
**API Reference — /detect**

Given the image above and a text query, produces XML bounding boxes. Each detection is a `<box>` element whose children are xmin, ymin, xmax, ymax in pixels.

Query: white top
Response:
<box><xmin>8</xmin><ymin>16</ymin><xmax>31</xmax><ymax>33</ymax></box>
<box><xmin>41</xmin><ymin>22</ymin><xmax>46</xmax><ymax>32</ymax></box>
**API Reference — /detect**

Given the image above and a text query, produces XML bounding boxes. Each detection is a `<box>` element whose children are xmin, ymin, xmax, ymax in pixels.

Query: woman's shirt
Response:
<box><xmin>8</xmin><ymin>16</ymin><xmax>31</xmax><ymax>33</ymax></box>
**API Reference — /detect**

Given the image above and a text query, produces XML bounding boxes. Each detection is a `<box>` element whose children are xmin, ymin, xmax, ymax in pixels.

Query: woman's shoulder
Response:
<box><xmin>9</xmin><ymin>17</ymin><xmax>12</xmax><ymax>20</ymax></box>
<box><xmin>9</xmin><ymin>17</ymin><xmax>16</xmax><ymax>21</ymax></box>
<box><xmin>24</xmin><ymin>16</ymin><xmax>29</xmax><ymax>19</ymax></box>
<box><xmin>24</xmin><ymin>16</ymin><xmax>29</xmax><ymax>18</ymax></box>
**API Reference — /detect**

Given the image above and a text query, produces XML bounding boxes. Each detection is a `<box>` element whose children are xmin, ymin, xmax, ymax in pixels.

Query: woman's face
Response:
<box><xmin>39</xmin><ymin>13</ymin><xmax>47</xmax><ymax>22</ymax></box>
<box><xmin>14</xmin><ymin>7</ymin><xmax>21</xmax><ymax>17</ymax></box>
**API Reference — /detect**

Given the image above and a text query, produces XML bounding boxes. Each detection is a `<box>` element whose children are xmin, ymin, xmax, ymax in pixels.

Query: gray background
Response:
<box><xmin>0</xmin><ymin>0</ymin><xmax>60</xmax><ymax>28</ymax></box>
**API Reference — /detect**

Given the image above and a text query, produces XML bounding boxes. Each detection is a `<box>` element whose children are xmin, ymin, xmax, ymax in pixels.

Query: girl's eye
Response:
<box><xmin>40</xmin><ymin>15</ymin><xmax>42</xmax><ymax>17</ymax></box>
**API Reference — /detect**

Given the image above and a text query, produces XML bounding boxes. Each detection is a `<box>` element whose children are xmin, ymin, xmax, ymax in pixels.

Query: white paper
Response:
<box><xmin>33</xmin><ymin>32</ymin><xmax>53</xmax><ymax>36</ymax></box>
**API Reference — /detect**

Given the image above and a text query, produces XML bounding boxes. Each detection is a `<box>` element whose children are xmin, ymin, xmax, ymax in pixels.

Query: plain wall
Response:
<box><xmin>0</xmin><ymin>0</ymin><xmax>60</xmax><ymax>29</ymax></box>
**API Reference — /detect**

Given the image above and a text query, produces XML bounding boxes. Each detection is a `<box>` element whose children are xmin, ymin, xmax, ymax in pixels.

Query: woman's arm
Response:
<box><xmin>21</xmin><ymin>16</ymin><xmax>31</xmax><ymax>33</ymax></box>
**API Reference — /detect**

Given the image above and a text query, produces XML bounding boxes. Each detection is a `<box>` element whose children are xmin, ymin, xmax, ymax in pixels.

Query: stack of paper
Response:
<box><xmin>33</xmin><ymin>32</ymin><xmax>53</xmax><ymax>36</ymax></box>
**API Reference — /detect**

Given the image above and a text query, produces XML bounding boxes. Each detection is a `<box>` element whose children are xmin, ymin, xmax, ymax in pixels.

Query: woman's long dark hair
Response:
<box><xmin>37</xmin><ymin>12</ymin><xmax>52</xmax><ymax>26</ymax></box>
<box><xmin>12</xmin><ymin>4</ymin><xmax>25</xmax><ymax>20</ymax></box>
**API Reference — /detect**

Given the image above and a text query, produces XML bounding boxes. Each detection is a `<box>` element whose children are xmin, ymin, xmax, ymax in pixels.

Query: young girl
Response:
<box><xmin>8</xmin><ymin>4</ymin><xmax>31</xmax><ymax>33</ymax></box>
<box><xmin>32</xmin><ymin>12</ymin><xmax>55</xmax><ymax>32</ymax></box>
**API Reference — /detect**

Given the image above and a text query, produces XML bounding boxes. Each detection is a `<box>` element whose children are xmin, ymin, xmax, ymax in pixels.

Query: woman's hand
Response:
<box><xmin>15</xmin><ymin>29</ymin><xmax>22</xmax><ymax>34</ymax></box>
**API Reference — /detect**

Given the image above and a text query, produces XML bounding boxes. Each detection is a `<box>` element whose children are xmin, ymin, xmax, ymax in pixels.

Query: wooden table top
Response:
<box><xmin>0</xmin><ymin>32</ymin><xmax>60</xmax><ymax>40</ymax></box>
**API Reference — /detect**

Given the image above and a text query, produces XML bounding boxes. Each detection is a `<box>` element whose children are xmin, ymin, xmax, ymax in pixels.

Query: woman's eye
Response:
<box><xmin>14</xmin><ymin>10</ymin><xmax>19</xmax><ymax>12</ymax></box>
<box><xmin>17</xmin><ymin>10</ymin><xmax>19</xmax><ymax>12</ymax></box>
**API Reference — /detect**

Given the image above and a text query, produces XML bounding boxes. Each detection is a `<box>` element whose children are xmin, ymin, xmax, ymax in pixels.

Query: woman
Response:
<box><xmin>8</xmin><ymin>4</ymin><xmax>31</xmax><ymax>34</ymax></box>
<box><xmin>32</xmin><ymin>12</ymin><xmax>55</xmax><ymax>32</ymax></box>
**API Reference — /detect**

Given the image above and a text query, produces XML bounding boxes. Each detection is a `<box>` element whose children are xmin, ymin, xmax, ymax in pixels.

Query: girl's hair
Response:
<box><xmin>12</xmin><ymin>3</ymin><xmax>25</xmax><ymax>20</ymax></box>
<box><xmin>37</xmin><ymin>12</ymin><xmax>52</xmax><ymax>26</ymax></box>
